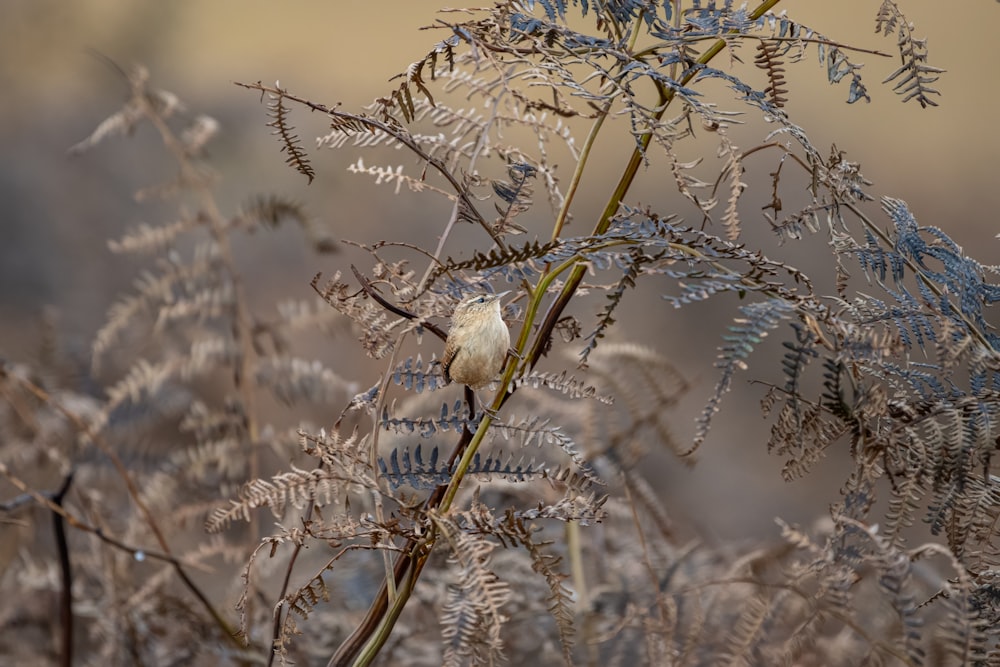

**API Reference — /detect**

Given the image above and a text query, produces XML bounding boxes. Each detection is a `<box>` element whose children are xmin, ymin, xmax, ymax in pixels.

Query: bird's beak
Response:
<box><xmin>494</xmin><ymin>290</ymin><xmax>512</xmax><ymax>301</ymax></box>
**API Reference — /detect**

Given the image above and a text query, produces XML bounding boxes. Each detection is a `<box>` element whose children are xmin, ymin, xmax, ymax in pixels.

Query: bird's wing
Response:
<box><xmin>441</xmin><ymin>342</ymin><xmax>459</xmax><ymax>383</ymax></box>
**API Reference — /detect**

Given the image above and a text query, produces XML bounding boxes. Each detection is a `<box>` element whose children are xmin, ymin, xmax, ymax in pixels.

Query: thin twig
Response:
<box><xmin>266</xmin><ymin>492</ymin><xmax>317</xmax><ymax>667</ymax></box>
<box><xmin>52</xmin><ymin>473</ymin><xmax>75</xmax><ymax>667</ymax></box>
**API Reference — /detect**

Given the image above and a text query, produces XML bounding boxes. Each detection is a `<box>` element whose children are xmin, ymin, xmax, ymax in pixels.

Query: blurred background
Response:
<box><xmin>1</xmin><ymin>0</ymin><xmax>998</xmax><ymax>544</ymax></box>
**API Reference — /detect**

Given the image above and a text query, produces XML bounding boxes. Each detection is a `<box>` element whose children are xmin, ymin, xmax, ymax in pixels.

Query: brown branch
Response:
<box><xmin>348</xmin><ymin>265</ymin><xmax>448</xmax><ymax>342</ymax></box>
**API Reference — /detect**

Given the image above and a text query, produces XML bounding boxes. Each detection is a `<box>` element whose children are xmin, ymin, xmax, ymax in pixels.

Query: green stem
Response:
<box><xmin>550</xmin><ymin>108</ymin><xmax>609</xmax><ymax>242</ymax></box>
<box><xmin>352</xmin><ymin>550</ymin><xmax>422</xmax><ymax>667</ymax></box>
<box><xmin>525</xmin><ymin>0</ymin><xmax>785</xmax><ymax>369</ymax></box>
<box><xmin>548</xmin><ymin>7</ymin><xmax>647</xmax><ymax>242</ymax></box>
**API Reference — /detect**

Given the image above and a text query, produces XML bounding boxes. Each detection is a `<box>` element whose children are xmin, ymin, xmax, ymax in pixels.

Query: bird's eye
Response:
<box><xmin>475</xmin><ymin>296</ymin><xmax>485</xmax><ymax>304</ymax></box>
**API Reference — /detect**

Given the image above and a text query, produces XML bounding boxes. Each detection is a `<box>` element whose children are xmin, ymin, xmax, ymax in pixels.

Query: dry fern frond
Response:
<box><xmin>68</xmin><ymin>66</ymin><xmax>183</xmax><ymax>155</ymax></box>
<box><xmin>92</xmin><ymin>251</ymin><xmax>223</xmax><ymax>370</ymax></box>
<box><xmin>309</xmin><ymin>271</ymin><xmax>409</xmax><ymax>359</ymax></box>
<box><xmin>68</xmin><ymin>98</ymin><xmax>145</xmax><ymax>155</ymax></box>
<box><xmin>692</xmin><ymin>299</ymin><xmax>796</xmax><ymax>457</ymax></box>
<box><xmin>875</xmin><ymin>0</ymin><xmax>943</xmax><ymax>108</ymax></box>
<box><xmin>579</xmin><ymin>248</ymin><xmax>646</xmax><ymax>366</ymax></box>
<box><xmin>433</xmin><ymin>512</ymin><xmax>511</xmax><ymax>666</ymax></box>
<box><xmin>583</xmin><ymin>343</ymin><xmax>689</xmax><ymax>462</ymax></box>
<box><xmin>235</xmin><ymin>194</ymin><xmax>334</xmax><ymax>252</ymax></box>
<box><xmin>716</xmin><ymin>133</ymin><xmax>747</xmax><ymax>241</ymax></box>
<box><xmin>265</xmin><ymin>87</ymin><xmax>316</xmax><ymax>183</ymax></box>
<box><xmin>205</xmin><ymin>466</ymin><xmax>339</xmax><ymax>532</ymax></box>
<box><xmin>346</xmin><ymin>157</ymin><xmax>455</xmax><ymax>199</ymax></box>
<box><xmin>493</xmin><ymin>415</ymin><xmax>604</xmax><ymax>486</ymax></box>
<box><xmin>108</xmin><ymin>218</ymin><xmax>198</xmax><ymax>255</ymax></box>
<box><xmin>389</xmin><ymin>354</ymin><xmax>448</xmax><ymax>394</ymax></box>
<box><xmin>180</xmin><ymin>114</ymin><xmax>220</xmax><ymax>154</ymax></box>
<box><xmin>753</xmin><ymin>39</ymin><xmax>789</xmax><ymax>108</ymax></box>
<box><xmin>154</xmin><ymin>284</ymin><xmax>235</xmax><ymax>329</ymax></box>
<box><xmin>666</xmin><ymin>152</ymin><xmax>717</xmax><ymax>218</ymax></box>
<box><xmin>511</xmin><ymin>369</ymin><xmax>613</xmax><ymax>404</ymax></box>
<box><xmin>375</xmin><ymin>35</ymin><xmax>458</xmax><ymax>124</ymax></box>
<box><xmin>255</xmin><ymin>357</ymin><xmax>350</xmax><ymax>406</ymax></box>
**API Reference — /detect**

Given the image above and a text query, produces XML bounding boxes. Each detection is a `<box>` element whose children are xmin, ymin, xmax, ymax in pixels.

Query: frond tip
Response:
<box><xmin>265</xmin><ymin>86</ymin><xmax>316</xmax><ymax>183</ymax></box>
<box><xmin>876</xmin><ymin>0</ymin><xmax>944</xmax><ymax>108</ymax></box>
<box><xmin>691</xmin><ymin>298</ymin><xmax>796</xmax><ymax>455</ymax></box>
<box><xmin>754</xmin><ymin>39</ymin><xmax>789</xmax><ymax>108</ymax></box>
<box><xmin>205</xmin><ymin>466</ymin><xmax>337</xmax><ymax>532</ymax></box>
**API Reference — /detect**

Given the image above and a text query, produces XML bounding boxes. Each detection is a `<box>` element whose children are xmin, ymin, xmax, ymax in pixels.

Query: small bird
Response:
<box><xmin>442</xmin><ymin>291</ymin><xmax>512</xmax><ymax>390</ymax></box>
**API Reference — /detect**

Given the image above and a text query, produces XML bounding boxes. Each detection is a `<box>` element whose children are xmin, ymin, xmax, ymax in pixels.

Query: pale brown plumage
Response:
<box><xmin>442</xmin><ymin>291</ymin><xmax>511</xmax><ymax>390</ymax></box>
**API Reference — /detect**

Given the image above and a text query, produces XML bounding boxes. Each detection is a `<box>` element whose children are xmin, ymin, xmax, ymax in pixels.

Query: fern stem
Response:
<box><xmin>351</xmin><ymin>547</ymin><xmax>423</xmax><ymax>667</ymax></box>
<box><xmin>549</xmin><ymin>104</ymin><xmax>609</xmax><ymax>242</ymax></box>
<box><xmin>635</xmin><ymin>34</ymin><xmax>891</xmax><ymax>61</ymax></box>
<box><xmin>549</xmin><ymin>8</ymin><xmax>646</xmax><ymax>242</ymax></box>
<box><xmin>525</xmin><ymin>0</ymin><xmax>786</xmax><ymax>369</ymax></box>
<box><xmin>440</xmin><ymin>416</ymin><xmax>495</xmax><ymax>512</ymax></box>
<box><xmin>566</xmin><ymin>520</ymin><xmax>586</xmax><ymax>608</ymax></box>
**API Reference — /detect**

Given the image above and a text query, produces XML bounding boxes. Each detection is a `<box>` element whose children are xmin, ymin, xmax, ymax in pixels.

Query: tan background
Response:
<box><xmin>1</xmin><ymin>1</ymin><xmax>997</xmax><ymax>540</ymax></box>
